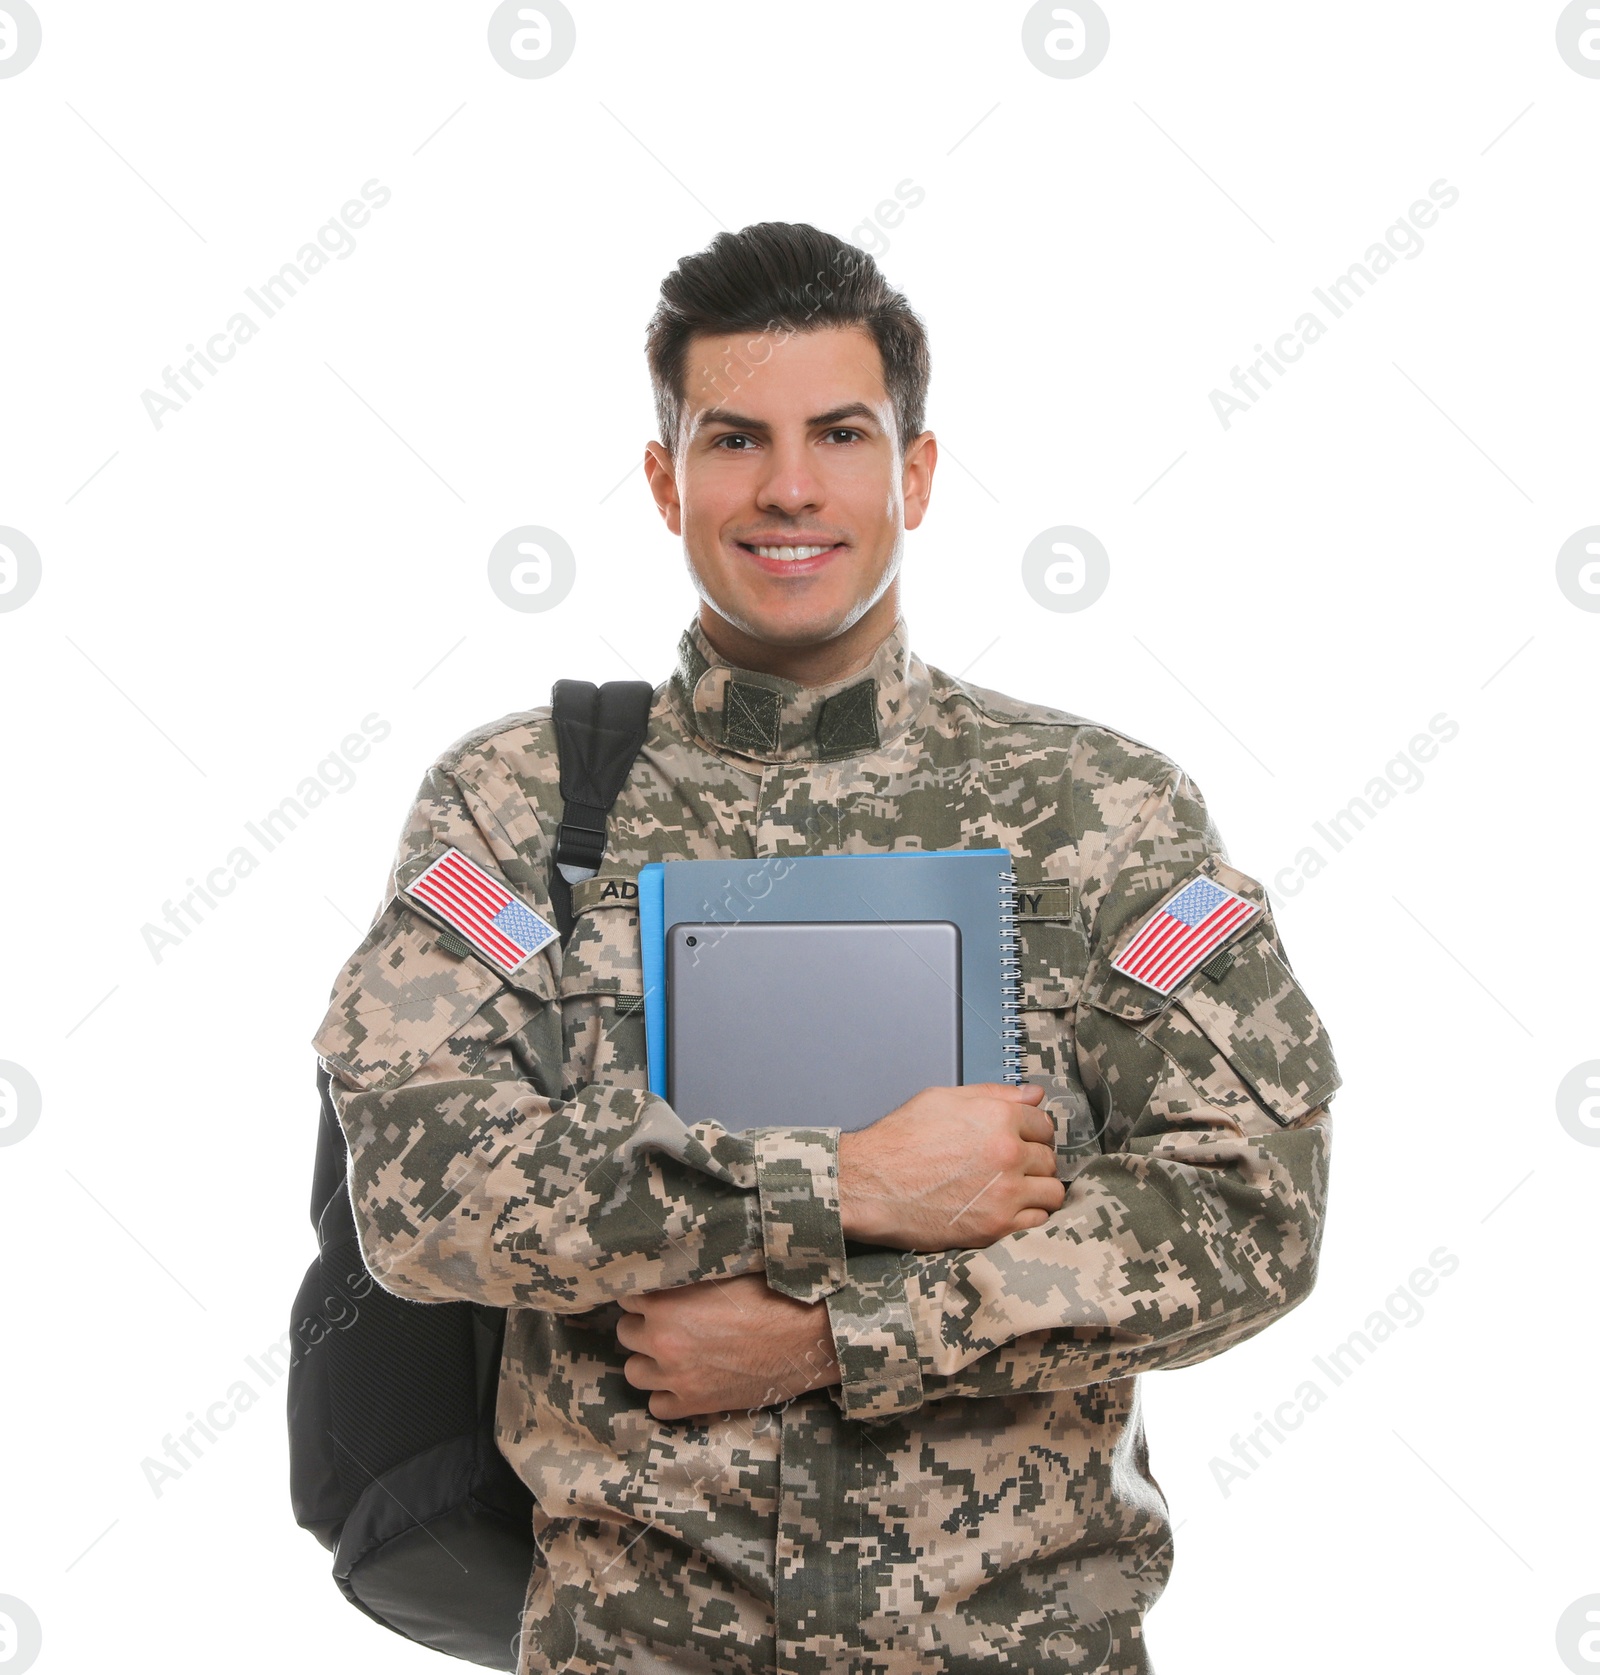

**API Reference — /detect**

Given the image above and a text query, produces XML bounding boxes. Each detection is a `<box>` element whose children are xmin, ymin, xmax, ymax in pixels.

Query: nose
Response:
<box><xmin>754</xmin><ymin>438</ymin><xmax>825</xmax><ymax>516</ymax></box>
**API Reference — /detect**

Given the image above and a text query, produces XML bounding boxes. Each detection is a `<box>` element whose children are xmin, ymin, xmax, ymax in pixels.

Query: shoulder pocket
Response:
<box><xmin>312</xmin><ymin>880</ymin><xmax>556</xmax><ymax>1092</ymax></box>
<box><xmin>1169</xmin><ymin>926</ymin><xmax>1340</xmax><ymax>1122</ymax></box>
<box><xmin>1083</xmin><ymin>858</ymin><xmax>1340</xmax><ymax>1125</ymax></box>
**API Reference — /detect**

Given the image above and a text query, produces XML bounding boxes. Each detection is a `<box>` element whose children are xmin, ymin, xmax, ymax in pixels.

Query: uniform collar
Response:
<box><xmin>669</xmin><ymin>612</ymin><xmax>929</xmax><ymax>765</ymax></box>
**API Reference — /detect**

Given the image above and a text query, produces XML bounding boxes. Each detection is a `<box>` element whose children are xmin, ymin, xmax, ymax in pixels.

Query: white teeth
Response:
<box><xmin>750</xmin><ymin>544</ymin><xmax>832</xmax><ymax>561</ymax></box>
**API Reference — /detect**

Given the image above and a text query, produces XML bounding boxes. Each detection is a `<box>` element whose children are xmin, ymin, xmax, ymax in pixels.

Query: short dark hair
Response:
<box><xmin>645</xmin><ymin>221</ymin><xmax>931</xmax><ymax>461</ymax></box>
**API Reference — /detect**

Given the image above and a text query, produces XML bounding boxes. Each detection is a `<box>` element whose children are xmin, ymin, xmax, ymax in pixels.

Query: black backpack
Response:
<box><xmin>288</xmin><ymin>678</ymin><xmax>655</xmax><ymax>1671</ymax></box>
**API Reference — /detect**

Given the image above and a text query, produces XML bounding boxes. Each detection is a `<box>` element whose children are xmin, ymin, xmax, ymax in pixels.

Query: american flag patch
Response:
<box><xmin>404</xmin><ymin>847</ymin><xmax>558</xmax><ymax>974</ymax></box>
<box><xmin>1110</xmin><ymin>875</ymin><xmax>1260</xmax><ymax>995</ymax></box>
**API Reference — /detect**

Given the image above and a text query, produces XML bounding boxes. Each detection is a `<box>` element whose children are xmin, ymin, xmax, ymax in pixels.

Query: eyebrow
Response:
<box><xmin>693</xmin><ymin>402</ymin><xmax>881</xmax><ymax>436</ymax></box>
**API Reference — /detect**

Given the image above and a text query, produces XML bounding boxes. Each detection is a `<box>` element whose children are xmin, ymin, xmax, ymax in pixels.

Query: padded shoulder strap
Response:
<box><xmin>549</xmin><ymin>678</ymin><xmax>655</xmax><ymax>945</ymax></box>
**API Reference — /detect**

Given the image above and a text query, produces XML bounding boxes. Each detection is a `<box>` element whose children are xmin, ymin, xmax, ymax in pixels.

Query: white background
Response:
<box><xmin>2</xmin><ymin>3</ymin><xmax>1596</xmax><ymax>1671</ymax></box>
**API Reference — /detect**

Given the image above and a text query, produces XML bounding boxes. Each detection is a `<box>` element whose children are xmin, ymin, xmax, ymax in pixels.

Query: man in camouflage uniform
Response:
<box><xmin>314</xmin><ymin>222</ymin><xmax>1338</xmax><ymax>1673</ymax></box>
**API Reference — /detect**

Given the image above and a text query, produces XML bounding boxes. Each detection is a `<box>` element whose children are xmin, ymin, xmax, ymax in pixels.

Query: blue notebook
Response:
<box><xmin>638</xmin><ymin>848</ymin><xmax>1022</xmax><ymax>1101</ymax></box>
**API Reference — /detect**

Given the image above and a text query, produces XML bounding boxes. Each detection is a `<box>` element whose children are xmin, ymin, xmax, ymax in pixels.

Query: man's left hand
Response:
<box><xmin>616</xmin><ymin>1273</ymin><xmax>841</xmax><ymax>1421</ymax></box>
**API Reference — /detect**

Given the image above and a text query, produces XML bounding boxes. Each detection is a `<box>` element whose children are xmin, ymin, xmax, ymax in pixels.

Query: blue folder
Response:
<box><xmin>638</xmin><ymin>848</ymin><xmax>1021</xmax><ymax>1100</ymax></box>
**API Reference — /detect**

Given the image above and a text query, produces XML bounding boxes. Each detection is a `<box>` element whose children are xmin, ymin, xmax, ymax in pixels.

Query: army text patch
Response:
<box><xmin>405</xmin><ymin>847</ymin><xmax>558</xmax><ymax>974</ymax></box>
<box><xmin>1111</xmin><ymin>875</ymin><xmax>1259</xmax><ymax>996</ymax></box>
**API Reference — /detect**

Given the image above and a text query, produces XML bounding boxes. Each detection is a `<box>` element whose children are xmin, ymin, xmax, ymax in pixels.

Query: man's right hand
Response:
<box><xmin>837</xmin><ymin>1082</ymin><xmax>1066</xmax><ymax>1252</ymax></box>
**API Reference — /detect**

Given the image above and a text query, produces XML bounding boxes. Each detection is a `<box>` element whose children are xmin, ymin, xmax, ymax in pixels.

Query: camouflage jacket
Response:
<box><xmin>312</xmin><ymin>612</ymin><xmax>1339</xmax><ymax>1675</ymax></box>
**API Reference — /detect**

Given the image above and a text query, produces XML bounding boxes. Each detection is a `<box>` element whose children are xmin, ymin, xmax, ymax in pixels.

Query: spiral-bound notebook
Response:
<box><xmin>638</xmin><ymin>848</ymin><xmax>1022</xmax><ymax>1130</ymax></box>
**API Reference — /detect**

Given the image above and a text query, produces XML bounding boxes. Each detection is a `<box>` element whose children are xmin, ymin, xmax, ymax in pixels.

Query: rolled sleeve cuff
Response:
<box><xmin>822</xmin><ymin>1248</ymin><xmax>925</xmax><ymax>1422</ymax></box>
<box><xmin>749</xmin><ymin>1128</ymin><xmax>848</xmax><ymax>1304</ymax></box>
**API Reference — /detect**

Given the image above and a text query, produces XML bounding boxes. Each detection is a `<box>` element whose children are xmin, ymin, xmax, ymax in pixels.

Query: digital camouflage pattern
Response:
<box><xmin>312</xmin><ymin>613</ymin><xmax>1339</xmax><ymax>1674</ymax></box>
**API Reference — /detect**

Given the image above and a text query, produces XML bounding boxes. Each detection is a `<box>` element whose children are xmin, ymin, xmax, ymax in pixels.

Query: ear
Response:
<box><xmin>643</xmin><ymin>440</ymin><xmax>683</xmax><ymax>535</ymax></box>
<box><xmin>901</xmin><ymin>429</ymin><xmax>936</xmax><ymax>531</ymax></box>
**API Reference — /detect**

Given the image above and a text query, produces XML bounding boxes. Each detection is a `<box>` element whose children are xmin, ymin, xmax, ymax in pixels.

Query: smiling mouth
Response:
<box><xmin>737</xmin><ymin>542</ymin><xmax>845</xmax><ymax>562</ymax></box>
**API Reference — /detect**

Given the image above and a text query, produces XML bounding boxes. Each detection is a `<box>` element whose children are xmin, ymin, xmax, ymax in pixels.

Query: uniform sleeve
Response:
<box><xmin>312</xmin><ymin>747</ymin><xmax>847</xmax><ymax>1313</ymax></box>
<box><xmin>823</xmin><ymin>766</ymin><xmax>1339</xmax><ymax>1421</ymax></box>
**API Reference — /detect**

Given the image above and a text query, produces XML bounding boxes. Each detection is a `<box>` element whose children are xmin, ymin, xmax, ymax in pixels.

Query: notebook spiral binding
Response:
<box><xmin>998</xmin><ymin>863</ymin><xmax>1024</xmax><ymax>1083</ymax></box>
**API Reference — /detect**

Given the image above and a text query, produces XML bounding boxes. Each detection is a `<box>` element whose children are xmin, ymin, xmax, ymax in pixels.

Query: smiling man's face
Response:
<box><xmin>644</xmin><ymin>324</ymin><xmax>935</xmax><ymax>682</ymax></box>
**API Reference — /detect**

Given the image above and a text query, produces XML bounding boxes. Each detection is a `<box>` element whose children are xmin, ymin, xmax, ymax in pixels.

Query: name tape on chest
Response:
<box><xmin>1110</xmin><ymin>875</ymin><xmax>1260</xmax><ymax>995</ymax></box>
<box><xmin>405</xmin><ymin>847</ymin><xmax>558</xmax><ymax>974</ymax></box>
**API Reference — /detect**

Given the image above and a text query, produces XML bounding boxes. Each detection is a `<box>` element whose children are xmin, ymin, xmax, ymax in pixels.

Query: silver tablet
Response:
<box><xmin>665</xmin><ymin>918</ymin><xmax>962</xmax><ymax>1133</ymax></box>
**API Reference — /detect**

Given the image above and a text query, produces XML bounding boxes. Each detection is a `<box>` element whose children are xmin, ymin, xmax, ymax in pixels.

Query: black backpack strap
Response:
<box><xmin>548</xmin><ymin>678</ymin><xmax>655</xmax><ymax>944</ymax></box>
